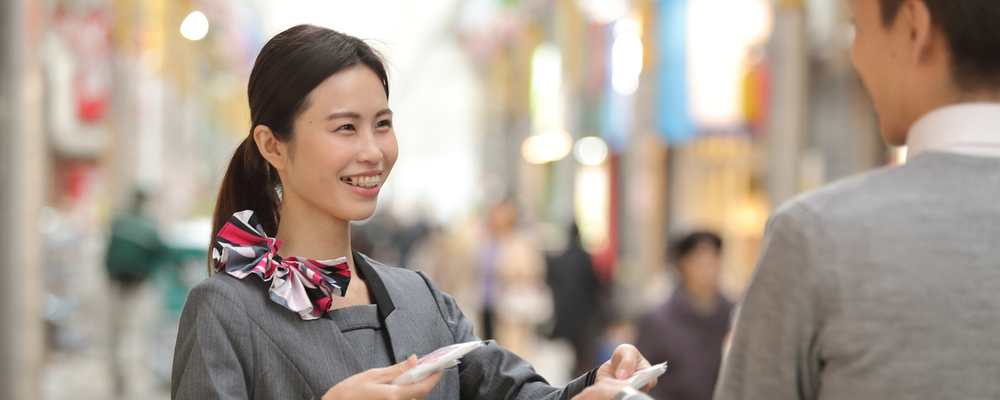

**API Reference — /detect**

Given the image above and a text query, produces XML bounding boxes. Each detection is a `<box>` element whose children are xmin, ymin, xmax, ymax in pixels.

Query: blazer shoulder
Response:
<box><xmin>186</xmin><ymin>272</ymin><xmax>259</xmax><ymax>311</ymax></box>
<box><xmin>363</xmin><ymin>254</ymin><xmax>429</xmax><ymax>283</ymax></box>
<box><xmin>361</xmin><ymin>255</ymin><xmax>444</xmax><ymax>299</ymax></box>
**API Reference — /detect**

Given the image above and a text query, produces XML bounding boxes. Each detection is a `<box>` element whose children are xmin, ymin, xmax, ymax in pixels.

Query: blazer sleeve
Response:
<box><xmin>713</xmin><ymin>204</ymin><xmax>826</xmax><ymax>400</ymax></box>
<box><xmin>417</xmin><ymin>271</ymin><xmax>594</xmax><ymax>400</ymax></box>
<box><xmin>171</xmin><ymin>279</ymin><xmax>255</xmax><ymax>400</ymax></box>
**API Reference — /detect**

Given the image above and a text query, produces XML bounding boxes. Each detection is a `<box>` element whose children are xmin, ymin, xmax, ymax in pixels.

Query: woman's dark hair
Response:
<box><xmin>879</xmin><ymin>0</ymin><xmax>1000</xmax><ymax>91</ymax></box>
<box><xmin>670</xmin><ymin>231</ymin><xmax>722</xmax><ymax>265</ymax></box>
<box><xmin>209</xmin><ymin>25</ymin><xmax>389</xmax><ymax>269</ymax></box>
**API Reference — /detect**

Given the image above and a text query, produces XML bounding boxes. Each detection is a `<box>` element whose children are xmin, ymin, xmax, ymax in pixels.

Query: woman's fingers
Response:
<box><xmin>638</xmin><ymin>377</ymin><xmax>657</xmax><ymax>393</ymax></box>
<box><xmin>391</xmin><ymin>371</ymin><xmax>443</xmax><ymax>400</ymax></box>
<box><xmin>571</xmin><ymin>380</ymin><xmax>631</xmax><ymax>400</ymax></box>
<box><xmin>610</xmin><ymin>344</ymin><xmax>642</xmax><ymax>379</ymax></box>
<box><xmin>371</xmin><ymin>354</ymin><xmax>418</xmax><ymax>383</ymax></box>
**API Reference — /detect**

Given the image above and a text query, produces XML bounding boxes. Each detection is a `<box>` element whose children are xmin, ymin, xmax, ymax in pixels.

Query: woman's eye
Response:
<box><xmin>337</xmin><ymin>124</ymin><xmax>355</xmax><ymax>131</ymax></box>
<box><xmin>377</xmin><ymin>120</ymin><xmax>392</xmax><ymax>128</ymax></box>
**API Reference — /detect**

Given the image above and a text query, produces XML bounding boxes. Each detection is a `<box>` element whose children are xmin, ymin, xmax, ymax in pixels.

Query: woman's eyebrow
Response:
<box><xmin>326</xmin><ymin>111</ymin><xmax>361</xmax><ymax>120</ymax></box>
<box><xmin>325</xmin><ymin>109</ymin><xmax>392</xmax><ymax>120</ymax></box>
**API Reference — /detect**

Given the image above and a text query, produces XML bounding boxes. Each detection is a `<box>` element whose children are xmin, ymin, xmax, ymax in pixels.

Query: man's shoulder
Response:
<box><xmin>776</xmin><ymin>164</ymin><xmax>913</xmax><ymax>225</ymax></box>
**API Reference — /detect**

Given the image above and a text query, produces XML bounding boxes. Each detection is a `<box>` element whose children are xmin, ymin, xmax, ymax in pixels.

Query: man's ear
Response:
<box><xmin>253</xmin><ymin>125</ymin><xmax>288</xmax><ymax>171</ymax></box>
<box><xmin>902</xmin><ymin>0</ymin><xmax>935</xmax><ymax>63</ymax></box>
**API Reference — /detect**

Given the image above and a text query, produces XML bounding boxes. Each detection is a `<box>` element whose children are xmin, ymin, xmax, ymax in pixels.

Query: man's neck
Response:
<box><xmin>683</xmin><ymin>284</ymin><xmax>719</xmax><ymax>315</ymax></box>
<box><xmin>919</xmin><ymin>82</ymin><xmax>1000</xmax><ymax>121</ymax></box>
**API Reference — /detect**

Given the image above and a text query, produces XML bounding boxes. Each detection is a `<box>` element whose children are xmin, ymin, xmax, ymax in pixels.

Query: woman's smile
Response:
<box><xmin>340</xmin><ymin>171</ymin><xmax>383</xmax><ymax>196</ymax></box>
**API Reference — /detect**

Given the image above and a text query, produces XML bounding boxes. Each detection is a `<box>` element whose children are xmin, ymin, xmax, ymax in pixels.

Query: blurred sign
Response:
<box><xmin>656</xmin><ymin>0</ymin><xmax>695</xmax><ymax>144</ymax></box>
<box><xmin>43</xmin><ymin>5</ymin><xmax>112</xmax><ymax>158</ymax></box>
<box><xmin>687</xmin><ymin>0</ymin><xmax>773</xmax><ymax>130</ymax></box>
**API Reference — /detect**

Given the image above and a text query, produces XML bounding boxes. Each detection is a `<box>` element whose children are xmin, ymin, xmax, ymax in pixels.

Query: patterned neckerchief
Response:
<box><xmin>212</xmin><ymin>210</ymin><xmax>352</xmax><ymax>320</ymax></box>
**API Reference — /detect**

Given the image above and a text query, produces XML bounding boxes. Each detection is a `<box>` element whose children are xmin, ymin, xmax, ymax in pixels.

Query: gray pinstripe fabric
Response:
<box><xmin>171</xmin><ymin>253</ymin><xmax>590</xmax><ymax>400</ymax></box>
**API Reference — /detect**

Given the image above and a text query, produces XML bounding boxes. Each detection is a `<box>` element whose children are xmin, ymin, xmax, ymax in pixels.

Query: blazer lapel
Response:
<box><xmin>384</xmin><ymin>307</ymin><xmax>414</xmax><ymax>363</ymax></box>
<box><xmin>352</xmin><ymin>251</ymin><xmax>412</xmax><ymax>363</ymax></box>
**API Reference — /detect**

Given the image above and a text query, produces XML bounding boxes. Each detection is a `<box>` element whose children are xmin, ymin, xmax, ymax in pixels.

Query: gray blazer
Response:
<box><xmin>714</xmin><ymin>152</ymin><xmax>1000</xmax><ymax>400</ymax></box>
<box><xmin>172</xmin><ymin>252</ymin><xmax>594</xmax><ymax>400</ymax></box>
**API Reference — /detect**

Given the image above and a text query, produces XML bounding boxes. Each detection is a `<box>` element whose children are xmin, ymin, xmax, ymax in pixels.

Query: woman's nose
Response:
<box><xmin>357</xmin><ymin>130</ymin><xmax>383</xmax><ymax>164</ymax></box>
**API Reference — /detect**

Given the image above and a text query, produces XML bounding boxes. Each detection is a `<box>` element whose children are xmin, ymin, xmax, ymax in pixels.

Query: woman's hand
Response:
<box><xmin>321</xmin><ymin>355</ymin><xmax>443</xmax><ymax>400</ymax></box>
<box><xmin>595</xmin><ymin>344</ymin><xmax>656</xmax><ymax>393</ymax></box>
<box><xmin>572</xmin><ymin>380</ymin><xmax>630</xmax><ymax>400</ymax></box>
<box><xmin>572</xmin><ymin>380</ymin><xmax>651</xmax><ymax>400</ymax></box>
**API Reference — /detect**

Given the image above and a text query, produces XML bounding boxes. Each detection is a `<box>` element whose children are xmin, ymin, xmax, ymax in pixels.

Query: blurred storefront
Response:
<box><xmin>457</xmin><ymin>0</ymin><xmax>887</xmax><ymax>318</ymax></box>
<box><xmin>1</xmin><ymin>0</ymin><xmax>260</xmax><ymax>398</ymax></box>
<box><xmin>0</xmin><ymin>0</ymin><xmax>894</xmax><ymax>397</ymax></box>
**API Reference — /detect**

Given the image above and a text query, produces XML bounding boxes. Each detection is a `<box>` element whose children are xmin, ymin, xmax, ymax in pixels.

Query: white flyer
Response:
<box><xmin>626</xmin><ymin>362</ymin><xmax>668</xmax><ymax>389</ymax></box>
<box><xmin>391</xmin><ymin>341</ymin><xmax>484</xmax><ymax>385</ymax></box>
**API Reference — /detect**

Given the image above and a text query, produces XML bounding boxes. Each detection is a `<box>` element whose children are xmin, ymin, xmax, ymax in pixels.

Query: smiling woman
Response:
<box><xmin>171</xmin><ymin>24</ymin><xmax>655</xmax><ymax>400</ymax></box>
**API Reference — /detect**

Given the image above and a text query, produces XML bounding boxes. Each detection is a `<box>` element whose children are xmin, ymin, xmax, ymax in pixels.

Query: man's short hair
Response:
<box><xmin>671</xmin><ymin>231</ymin><xmax>723</xmax><ymax>264</ymax></box>
<box><xmin>879</xmin><ymin>0</ymin><xmax>1000</xmax><ymax>92</ymax></box>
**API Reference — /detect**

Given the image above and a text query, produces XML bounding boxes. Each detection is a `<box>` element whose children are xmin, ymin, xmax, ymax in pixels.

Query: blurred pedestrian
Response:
<box><xmin>547</xmin><ymin>223</ymin><xmax>605</xmax><ymax>376</ymax></box>
<box><xmin>396</xmin><ymin>218</ymin><xmax>431</xmax><ymax>270</ymax></box>
<box><xmin>715</xmin><ymin>1</ymin><xmax>1000</xmax><ymax>399</ymax></box>
<box><xmin>476</xmin><ymin>198</ymin><xmax>551</xmax><ymax>361</ymax></box>
<box><xmin>635</xmin><ymin>232</ymin><xmax>732</xmax><ymax>400</ymax></box>
<box><xmin>105</xmin><ymin>189</ymin><xmax>166</xmax><ymax>398</ymax></box>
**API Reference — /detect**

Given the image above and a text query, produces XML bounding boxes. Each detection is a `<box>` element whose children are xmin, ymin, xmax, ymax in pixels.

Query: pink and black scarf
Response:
<box><xmin>212</xmin><ymin>210</ymin><xmax>352</xmax><ymax>320</ymax></box>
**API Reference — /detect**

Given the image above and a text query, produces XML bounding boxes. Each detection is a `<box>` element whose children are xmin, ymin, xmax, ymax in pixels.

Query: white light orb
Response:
<box><xmin>574</xmin><ymin>136</ymin><xmax>609</xmax><ymax>166</ymax></box>
<box><xmin>181</xmin><ymin>11</ymin><xmax>209</xmax><ymax>41</ymax></box>
<box><xmin>522</xmin><ymin>130</ymin><xmax>573</xmax><ymax>164</ymax></box>
<box><xmin>611</xmin><ymin>32</ymin><xmax>643</xmax><ymax>96</ymax></box>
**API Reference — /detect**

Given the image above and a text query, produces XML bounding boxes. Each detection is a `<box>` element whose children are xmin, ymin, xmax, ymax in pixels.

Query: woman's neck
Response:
<box><xmin>272</xmin><ymin>191</ymin><xmax>373</xmax><ymax>309</ymax></box>
<box><xmin>273</xmin><ymin>197</ymin><xmax>353</xmax><ymax>263</ymax></box>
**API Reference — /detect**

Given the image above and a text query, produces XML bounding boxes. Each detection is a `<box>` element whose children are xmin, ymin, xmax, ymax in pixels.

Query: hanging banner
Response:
<box><xmin>656</xmin><ymin>0</ymin><xmax>695</xmax><ymax>144</ymax></box>
<box><xmin>43</xmin><ymin>5</ymin><xmax>113</xmax><ymax>158</ymax></box>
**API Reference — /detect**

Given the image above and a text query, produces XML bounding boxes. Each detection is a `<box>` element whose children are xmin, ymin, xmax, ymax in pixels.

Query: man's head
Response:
<box><xmin>849</xmin><ymin>0</ymin><xmax>1000</xmax><ymax>145</ymax></box>
<box><xmin>671</xmin><ymin>232</ymin><xmax>723</xmax><ymax>297</ymax></box>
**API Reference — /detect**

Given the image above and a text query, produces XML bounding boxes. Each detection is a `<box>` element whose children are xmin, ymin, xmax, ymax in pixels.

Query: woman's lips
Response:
<box><xmin>340</xmin><ymin>173</ymin><xmax>383</xmax><ymax>197</ymax></box>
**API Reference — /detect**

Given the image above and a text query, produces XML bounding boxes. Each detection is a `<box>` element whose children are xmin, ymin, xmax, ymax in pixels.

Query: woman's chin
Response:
<box><xmin>341</xmin><ymin>205</ymin><xmax>378</xmax><ymax>222</ymax></box>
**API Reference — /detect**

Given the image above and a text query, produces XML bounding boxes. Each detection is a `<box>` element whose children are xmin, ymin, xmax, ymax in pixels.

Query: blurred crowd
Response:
<box><xmin>353</xmin><ymin>200</ymin><xmax>735</xmax><ymax>398</ymax></box>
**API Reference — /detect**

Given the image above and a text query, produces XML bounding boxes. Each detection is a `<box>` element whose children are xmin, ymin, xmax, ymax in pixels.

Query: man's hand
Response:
<box><xmin>595</xmin><ymin>344</ymin><xmax>656</xmax><ymax>393</ymax></box>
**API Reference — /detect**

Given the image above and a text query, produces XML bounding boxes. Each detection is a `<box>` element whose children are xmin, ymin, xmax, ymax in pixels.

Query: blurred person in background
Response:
<box><xmin>635</xmin><ymin>232</ymin><xmax>732</xmax><ymax>400</ymax></box>
<box><xmin>547</xmin><ymin>222</ymin><xmax>606</xmax><ymax>376</ymax></box>
<box><xmin>396</xmin><ymin>217</ymin><xmax>431</xmax><ymax>270</ymax></box>
<box><xmin>171</xmin><ymin>25</ymin><xmax>655</xmax><ymax>400</ymax></box>
<box><xmin>476</xmin><ymin>197</ymin><xmax>551</xmax><ymax>361</ymax></box>
<box><xmin>105</xmin><ymin>188</ymin><xmax>167</xmax><ymax>398</ymax></box>
<box><xmin>715</xmin><ymin>1</ymin><xmax>1000</xmax><ymax>399</ymax></box>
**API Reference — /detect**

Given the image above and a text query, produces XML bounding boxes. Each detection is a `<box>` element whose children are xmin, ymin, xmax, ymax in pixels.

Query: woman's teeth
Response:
<box><xmin>345</xmin><ymin>175</ymin><xmax>382</xmax><ymax>189</ymax></box>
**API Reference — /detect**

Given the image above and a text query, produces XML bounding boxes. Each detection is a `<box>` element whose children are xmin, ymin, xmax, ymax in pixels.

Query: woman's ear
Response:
<box><xmin>253</xmin><ymin>125</ymin><xmax>288</xmax><ymax>171</ymax></box>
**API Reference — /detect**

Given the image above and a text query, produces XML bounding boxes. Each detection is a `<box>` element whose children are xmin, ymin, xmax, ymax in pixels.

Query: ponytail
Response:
<box><xmin>208</xmin><ymin>136</ymin><xmax>281</xmax><ymax>272</ymax></box>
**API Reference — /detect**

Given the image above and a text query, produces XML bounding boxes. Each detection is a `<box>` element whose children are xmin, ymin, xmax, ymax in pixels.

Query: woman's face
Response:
<box><xmin>279</xmin><ymin>65</ymin><xmax>397</xmax><ymax>222</ymax></box>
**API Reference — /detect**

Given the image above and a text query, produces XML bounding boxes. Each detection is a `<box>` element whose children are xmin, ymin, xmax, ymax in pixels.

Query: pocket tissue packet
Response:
<box><xmin>392</xmin><ymin>341</ymin><xmax>484</xmax><ymax>385</ymax></box>
<box><xmin>626</xmin><ymin>362</ymin><xmax>668</xmax><ymax>389</ymax></box>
